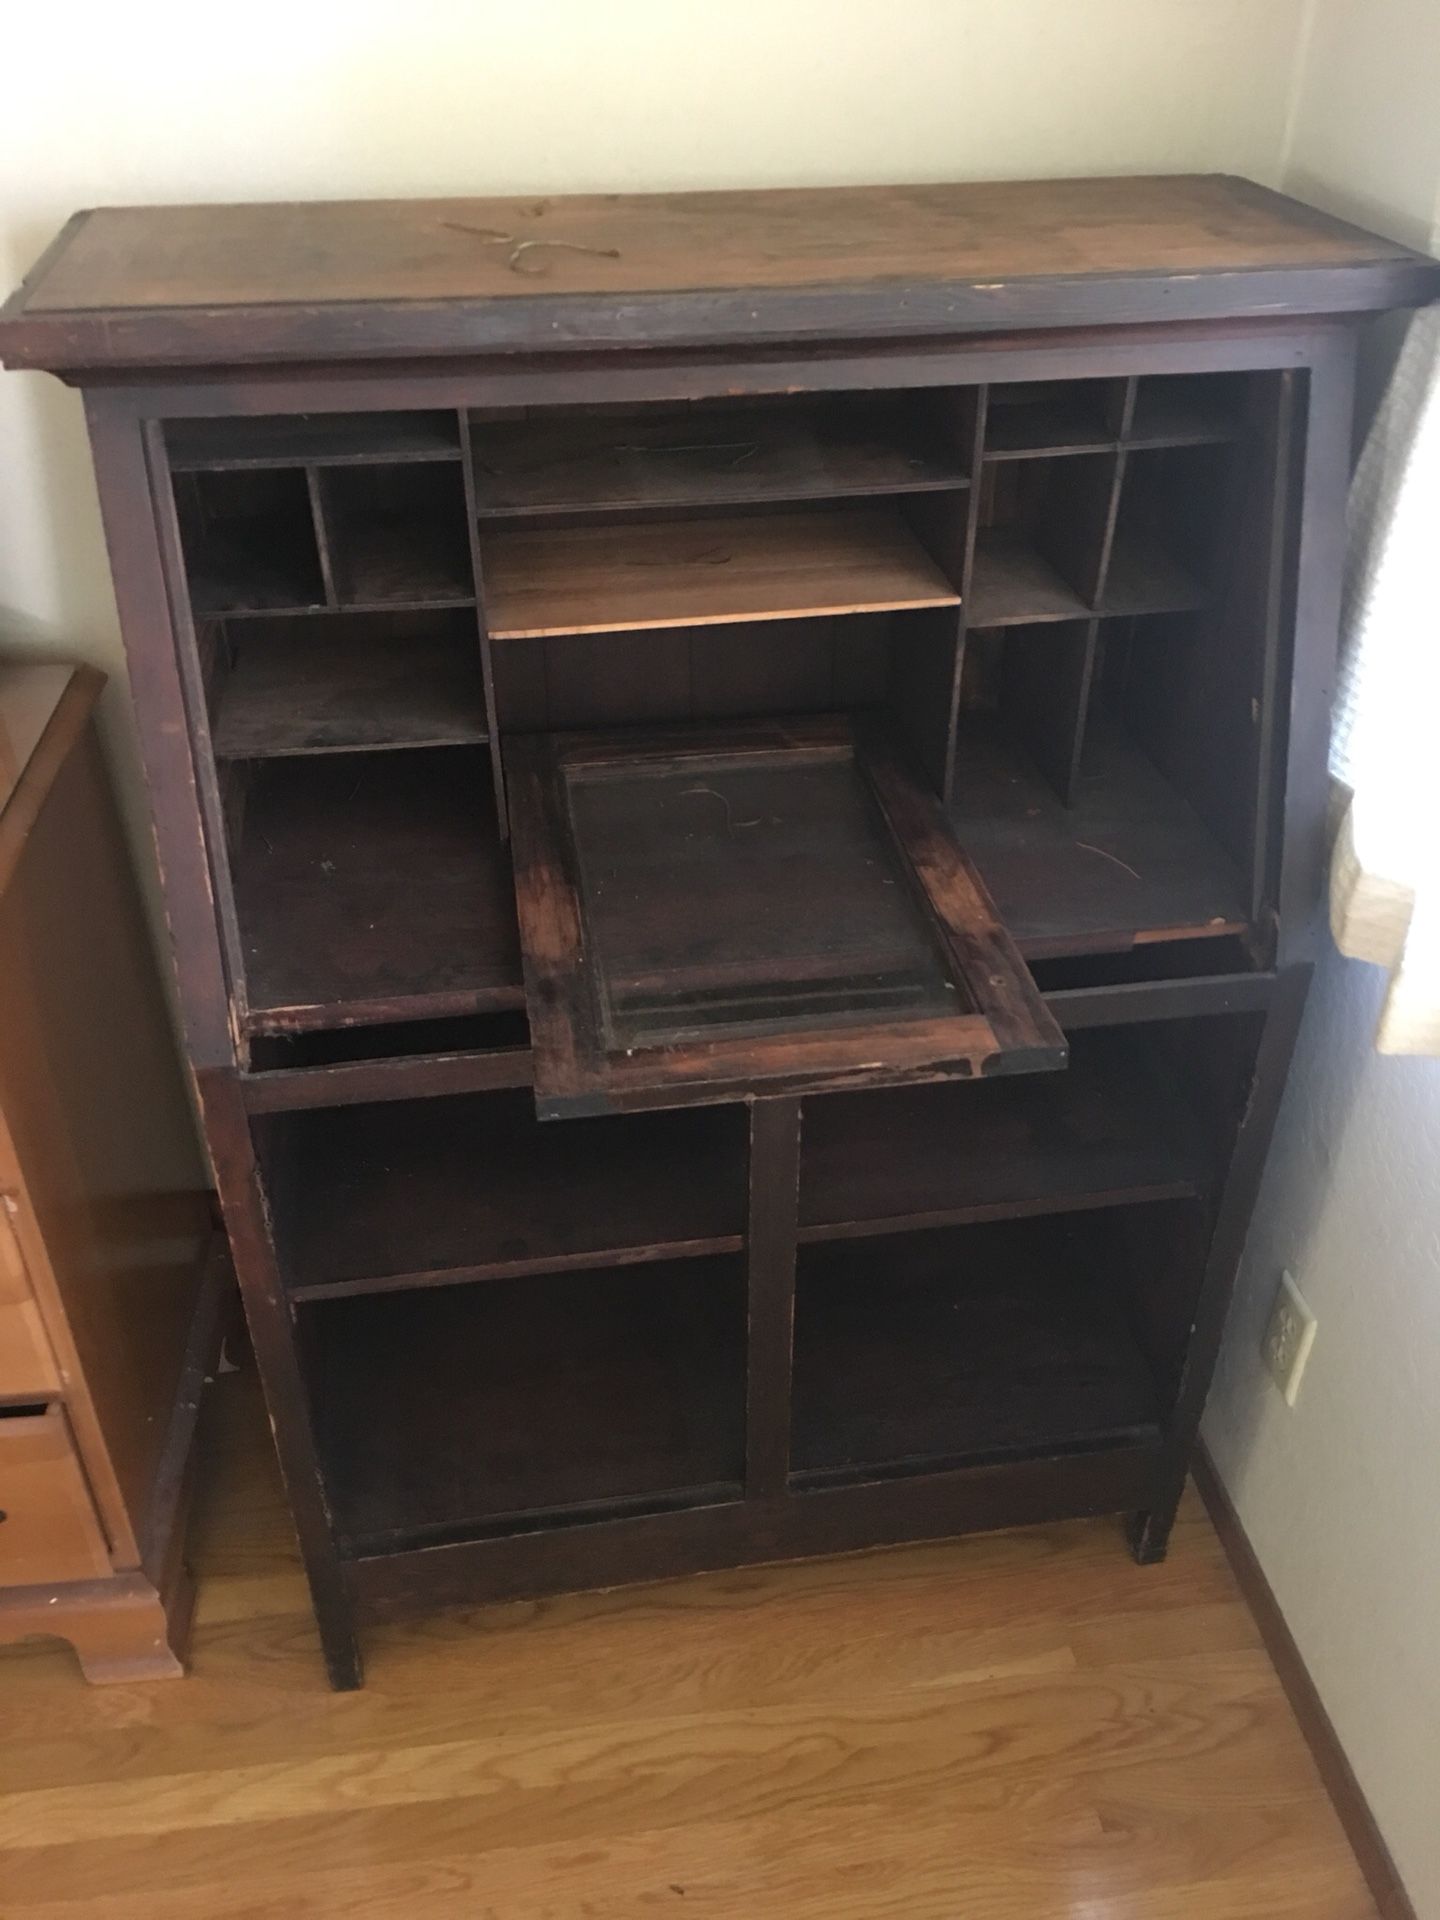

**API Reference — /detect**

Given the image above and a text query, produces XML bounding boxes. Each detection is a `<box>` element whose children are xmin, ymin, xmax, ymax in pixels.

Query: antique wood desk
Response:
<box><xmin>3</xmin><ymin>177</ymin><xmax>1433</xmax><ymax>1688</ymax></box>
<box><xmin>0</xmin><ymin>664</ymin><xmax>219</xmax><ymax>1680</ymax></box>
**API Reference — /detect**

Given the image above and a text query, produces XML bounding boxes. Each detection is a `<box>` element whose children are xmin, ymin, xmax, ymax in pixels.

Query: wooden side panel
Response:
<box><xmin>0</xmin><ymin>690</ymin><xmax>209</xmax><ymax>1565</ymax></box>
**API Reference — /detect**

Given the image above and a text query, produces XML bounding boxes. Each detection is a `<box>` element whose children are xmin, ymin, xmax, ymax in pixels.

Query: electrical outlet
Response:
<box><xmin>1261</xmin><ymin>1270</ymin><xmax>1318</xmax><ymax>1407</ymax></box>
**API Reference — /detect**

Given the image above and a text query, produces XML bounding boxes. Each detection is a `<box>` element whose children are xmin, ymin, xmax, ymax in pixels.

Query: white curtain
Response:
<box><xmin>1328</xmin><ymin>307</ymin><xmax>1440</xmax><ymax>1055</ymax></box>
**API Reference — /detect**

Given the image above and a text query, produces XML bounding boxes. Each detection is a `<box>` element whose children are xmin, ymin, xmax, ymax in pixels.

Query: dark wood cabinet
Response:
<box><xmin>4</xmin><ymin>176</ymin><xmax>1434</xmax><ymax>1688</ymax></box>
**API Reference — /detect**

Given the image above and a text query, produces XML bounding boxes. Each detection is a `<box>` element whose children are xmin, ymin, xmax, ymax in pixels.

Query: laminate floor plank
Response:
<box><xmin>0</xmin><ymin>1372</ymin><xmax>1380</xmax><ymax>1919</ymax></box>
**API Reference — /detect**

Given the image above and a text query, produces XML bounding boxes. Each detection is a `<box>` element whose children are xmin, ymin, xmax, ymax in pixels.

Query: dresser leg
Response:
<box><xmin>0</xmin><ymin>1559</ymin><xmax>195</xmax><ymax>1685</ymax></box>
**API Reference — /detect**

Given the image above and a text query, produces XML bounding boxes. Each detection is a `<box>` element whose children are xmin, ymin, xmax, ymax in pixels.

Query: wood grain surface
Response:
<box><xmin>0</xmin><ymin>1368</ymin><xmax>1381</xmax><ymax>1918</ymax></box>
<box><xmin>5</xmin><ymin>177</ymin><xmax>1434</xmax><ymax>370</ymax></box>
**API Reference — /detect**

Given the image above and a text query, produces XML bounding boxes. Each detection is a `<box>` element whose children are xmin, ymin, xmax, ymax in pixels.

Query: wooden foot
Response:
<box><xmin>0</xmin><ymin>1555</ymin><xmax>195</xmax><ymax>1683</ymax></box>
<box><xmin>1127</xmin><ymin>1505</ymin><xmax>1176</xmax><ymax>1566</ymax></box>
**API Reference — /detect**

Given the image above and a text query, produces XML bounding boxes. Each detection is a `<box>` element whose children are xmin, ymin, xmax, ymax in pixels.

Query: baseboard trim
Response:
<box><xmin>1193</xmin><ymin>1445</ymin><xmax>1416</xmax><ymax>1920</ymax></box>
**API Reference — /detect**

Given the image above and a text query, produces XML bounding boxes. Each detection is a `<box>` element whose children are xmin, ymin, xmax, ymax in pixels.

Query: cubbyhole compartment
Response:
<box><xmin>983</xmin><ymin>379</ymin><xmax>1126</xmax><ymax>459</ymax></box>
<box><xmin>797</xmin><ymin>1024</ymin><xmax>1218</xmax><ymax>1247</ymax></box>
<box><xmin>968</xmin><ymin>454</ymin><xmax>1116</xmax><ymax>625</ymax></box>
<box><xmin>167</xmin><ymin>410</ymin><xmax>463</xmax><ymax>471</ymax></box>
<box><xmin>176</xmin><ymin>467</ymin><xmax>326</xmax><ymax>616</ymax></box>
<box><xmin>1101</xmin><ymin>444</ymin><xmax>1229</xmax><ymax>617</ymax></box>
<box><xmin>316</xmin><ymin>463</ymin><xmax>474</xmax><ymax>610</ymax></box>
<box><xmin>205</xmin><ymin>610</ymin><xmax>488</xmax><ymax>758</ymax></box>
<box><xmin>969</xmin><ymin>617</ymin><xmax>1099</xmax><ymax>805</ymax></box>
<box><xmin>1127</xmin><ymin>374</ymin><xmax>1245</xmax><ymax>449</ymax></box>
<box><xmin>302</xmin><ymin>1259</ymin><xmax>747</xmax><ymax>1550</ymax></box>
<box><xmin>948</xmin><ymin>702</ymin><xmax>1249</xmax><ymax>955</ymax></box>
<box><xmin>258</xmin><ymin>1089</ymin><xmax>747</xmax><ymax>1297</ymax></box>
<box><xmin>224</xmin><ymin>744</ymin><xmax>520</xmax><ymax>1033</ymax></box>
<box><xmin>470</xmin><ymin>389</ymin><xmax>972</xmax><ymax>518</ymax></box>
<box><xmin>494</xmin><ymin>607</ymin><xmax>933</xmax><ymax>727</ymax></box>
<box><xmin>790</xmin><ymin>1207</ymin><xmax>1201</xmax><ymax>1488</ymax></box>
<box><xmin>495</xmin><ymin>605</ymin><xmax>964</xmax><ymax>794</ymax></box>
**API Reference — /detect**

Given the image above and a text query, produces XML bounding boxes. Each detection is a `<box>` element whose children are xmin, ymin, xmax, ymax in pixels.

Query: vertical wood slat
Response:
<box><xmin>1248</xmin><ymin>370</ymin><xmax>1300</xmax><ymax>930</ymax></box>
<box><xmin>745</xmin><ymin>1096</ymin><xmax>803</xmax><ymax>1500</ymax></box>
<box><xmin>457</xmin><ymin>407</ymin><xmax>510</xmax><ymax>835</ymax></box>
<box><xmin>140</xmin><ymin>423</ymin><xmax>252</xmax><ymax>1044</ymax></box>
<box><xmin>1276</xmin><ymin>333</ymin><xmax>1356</xmax><ymax>962</ymax></box>
<box><xmin>1128</xmin><ymin>962</ymin><xmax>1310</xmax><ymax>1564</ymax></box>
<box><xmin>304</xmin><ymin>467</ymin><xmax>341</xmax><ymax>609</ymax></box>
<box><xmin>941</xmin><ymin>384</ymin><xmax>989</xmax><ymax>805</ymax></box>
<box><xmin>199</xmin><ymin>1070</ymin><xmax>363</xmax><ymax>1688</ymax></box>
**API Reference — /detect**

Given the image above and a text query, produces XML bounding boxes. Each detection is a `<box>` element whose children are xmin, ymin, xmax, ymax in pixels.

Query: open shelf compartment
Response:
<box><xmin>790</xmin><ymin>1209</ymin><xmax>1186</xmax><ymax>1488</ymax></box>
<box><xmin>798</xmin><ymin>1024</ymin><xmax>1216</xmax><ymax>1244</ymax></box>
<box><xmin>471</xmin><ymin>391</ymin><xmax>969</xmax><ymax>517</ymax></box>
<box><xmin>304</xmin><ymin>1258</ymin><xmax>747</xmax><ymax>1551</ymax></box>
<box><xmin>261</xmin><ymin>1089</ymin><xmax>746</xmax><ymax>1297</ymax></box>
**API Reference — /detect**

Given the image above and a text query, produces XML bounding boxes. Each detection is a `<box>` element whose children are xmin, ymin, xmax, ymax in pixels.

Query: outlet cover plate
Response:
<box><xmin>1262</xmin><ymin>1269</ymin><xmax>1318</xmax><ymax>1408</ymax></box>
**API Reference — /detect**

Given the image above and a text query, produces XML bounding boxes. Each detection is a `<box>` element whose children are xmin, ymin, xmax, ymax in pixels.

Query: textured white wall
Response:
<box><xmin>1204</xmin><ymin>5</ymin><xmax>1440</xmax><ymax>1914</ymax></box>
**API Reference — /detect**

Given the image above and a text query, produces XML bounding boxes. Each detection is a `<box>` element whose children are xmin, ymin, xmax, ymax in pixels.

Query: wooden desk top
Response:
<box><xmin>2</xmin><ymin>175</ymin><xmax>1435</xmax><ymax>373</ymax></box>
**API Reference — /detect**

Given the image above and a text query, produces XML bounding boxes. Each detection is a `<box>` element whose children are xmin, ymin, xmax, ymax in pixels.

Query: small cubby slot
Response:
<box><xmin>790</xmin><ymin>1212</ymin><xmax>1178</xmax><ymax>1487</ymax></box>
<box><xmin>983</xmin><ymin>379</ymin><xmax>1124</xmax><ymax>459</ymax></box>
<box><xmin>176</xmin><ymin>467</ymin><xmax>325</xmax><ymax>616</ymax></box>
<box><xmin>968</xmin><ymin>455</ymin><xmax>1116</xmax><ymax>625</ymax></box>
<box><xmin>304</xmin><ymin>1261</ymin><xmax>747</xmax><ymax>1548</ymax></box>
<box><xmin>209</xmin><ymin>611</ymin><xmax>488</xmax><ymax>758</ymax></box>
<box><xmin>1101</xmin><ymin>445</ymin><xmax>1229</xmax><ymax>617</ymax></box>
<box><xmin>262</xmin><ymin>1089</ymin><xmax>747</xmax><ymax>1296</ymax></box>
<box><xmin>228</xmin><ymin>745</ymin><xmax>520</xmax><ymax>1033</ymax></box>
<box><xmin>471</xmin><ymin>392</ymin><xmax>970</xmax><ymax>517</ymax></box>
<box><xmin>1127</xmin><ymin>375</ymin><xmax>1244</xmax><ymax>449</ymax></box>
<box><xmin>316</xmin><ymin>463</ymin><xmax>473</xmax><ymax>609</ymax></box>
<box><xmin>167</xmin><ymin>410</ymin><xmax>462</xmax><ymax>471</ymax></box>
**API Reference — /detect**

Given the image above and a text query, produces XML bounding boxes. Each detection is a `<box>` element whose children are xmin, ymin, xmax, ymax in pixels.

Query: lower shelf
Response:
<box><xmin>791</xmin><ymin>1215</ymin><xmax>1165</xmax><ymax>1487</ymax></box>
<box><xmin>305</xmin><ymin>1259</ymin><xmax>747</xmax><ymax>1550</ymax></box>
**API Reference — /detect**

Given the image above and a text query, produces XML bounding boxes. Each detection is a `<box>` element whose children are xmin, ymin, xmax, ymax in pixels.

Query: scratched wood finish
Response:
<box><xmin>0</xmin><ymin>1371</ymin><xmax>1384</xmax><ymax>1919</ymax></box>
<box><xmin>2</xmin><ymin>175</ymin><xmax>1435</xmax><ymax>369</ymax></box>
<box><xmin>507</xmin><ymin>715</ymin><xmax>1064</xmax><ymax>1116</ymax></box>
<box><xmin>8</xmin><ymin>179</ymin><xmax>1426</xmax><ymax>1688</ymax></box>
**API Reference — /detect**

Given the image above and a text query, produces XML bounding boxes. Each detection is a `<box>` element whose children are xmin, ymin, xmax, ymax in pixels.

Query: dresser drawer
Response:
<box><xmin>0</xmin><ymin>1405</ymin><xmax>111</xmax><ymax>1586</ymax></box>
<box><xmin>0</xmin><ymin>1203</ymin><xmax>60</xmax><ymax>1402</ymax></box>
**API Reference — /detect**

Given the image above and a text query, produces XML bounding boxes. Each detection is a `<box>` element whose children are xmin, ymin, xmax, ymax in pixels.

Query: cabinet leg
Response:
<box><xmin>1127</xmin><ymin>1501</ymin><xmax>1179</xmax><ymax>1566</ymax></box>
<box><xmin>318</xmin><ymin>1606</ymin><xmax>364</xmax><ymax>1691</ymax></box>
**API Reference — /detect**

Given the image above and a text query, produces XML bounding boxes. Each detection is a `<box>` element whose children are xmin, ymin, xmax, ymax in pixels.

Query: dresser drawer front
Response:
<box><xmin>0</xmin><ymin>1300</ymin><xmax>62</xmax><ymax>1401</ymax></box>
<box><xmin>0</xmin><ymin>1206</ymin><xmax>61</xmax><ymax>1402</ymax></box>
<box><xmin>0</xmin><ymin>1405</ymin><xmax>111</xmax><ymax>1586</ymax></box>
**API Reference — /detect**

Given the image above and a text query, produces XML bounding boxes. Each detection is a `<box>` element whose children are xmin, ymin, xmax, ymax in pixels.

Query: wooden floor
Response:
<box><xmin>0</xmin><ymin>1370</ymin><xmax>1379</xmax><ymax>1919</ymax></box>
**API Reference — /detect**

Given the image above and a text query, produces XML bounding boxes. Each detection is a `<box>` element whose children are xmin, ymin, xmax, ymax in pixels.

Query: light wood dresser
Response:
<box><xmin>0</xmin><ymin>663</ymin><xmax>220</xmax><ymax>1681</ymax></box>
